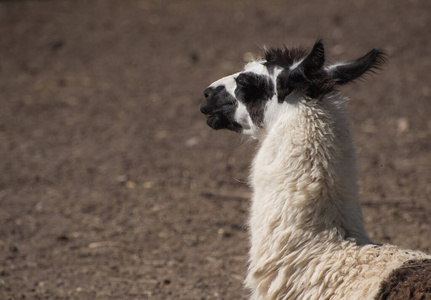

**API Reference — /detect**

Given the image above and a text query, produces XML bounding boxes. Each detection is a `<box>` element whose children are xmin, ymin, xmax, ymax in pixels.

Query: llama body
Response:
<box><xmin>200</xmin><ymin>41</ymin><xmax>431</xmax><ymax>299</ymax></box>
<box><xmin>247</xmin><ymin>95</ymin><xmax>429</xmax><ymax>299</ymax></box>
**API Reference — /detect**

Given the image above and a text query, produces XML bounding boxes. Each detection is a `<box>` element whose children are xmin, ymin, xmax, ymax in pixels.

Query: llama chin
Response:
<box><xmin>200</xmin><ymin>41</ymin><xmax>431</xmax><ymax>300</ymax></box>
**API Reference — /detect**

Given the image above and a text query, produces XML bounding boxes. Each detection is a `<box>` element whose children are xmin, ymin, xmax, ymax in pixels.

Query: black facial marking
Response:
<box><xmin>234</xmin><ymin>72</ymin><xmax>274</xmax><ymax>127</ymax></box>
<box><xmin>200</xmin><ymin>85</ymin><xmax>242</xmax><ymax>132</ymax></box>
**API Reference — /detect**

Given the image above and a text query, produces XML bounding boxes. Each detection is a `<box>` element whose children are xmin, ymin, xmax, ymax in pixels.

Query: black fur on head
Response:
<box><xmin>264</xmin><ymin>40</ymin><xmax>387</xmax><ymax>102</ymax></box>
<box><xmin>234</xmin><ymin>72</ymin><xmax>274</xmax><ymax>127</ymax></box>
<box><xmin>264</xmin><ymin>46</ymin><xmax>308</xmax><ymax>72</ymax></box>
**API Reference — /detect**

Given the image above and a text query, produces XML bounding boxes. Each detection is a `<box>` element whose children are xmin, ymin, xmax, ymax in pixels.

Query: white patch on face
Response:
<box><xmin>244</xmin><ymin>61</ymin><xmax>269</xmax><ymax>76</ymax></box>
<box><xmin>234</xmin><ymin>101</ymin><xmax>255</xmax><ymax>134</ymax></box>
<box><xmin>209</xmin><ymin>72</ymin><xmax>240</xmax><ymax>99</ymax></box>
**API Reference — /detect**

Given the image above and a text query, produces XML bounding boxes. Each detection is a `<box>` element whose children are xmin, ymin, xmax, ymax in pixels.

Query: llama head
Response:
<box><xmin>200</xmin><ymin>40</ymin><xmax>386</xmax><ymax>137</ymax></box>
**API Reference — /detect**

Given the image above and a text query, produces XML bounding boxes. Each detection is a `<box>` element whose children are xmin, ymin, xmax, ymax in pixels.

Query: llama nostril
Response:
<box><xmin>203</xmin><ymin>87</ymin><xmax>213</xmax><ymax>99</ymax></box>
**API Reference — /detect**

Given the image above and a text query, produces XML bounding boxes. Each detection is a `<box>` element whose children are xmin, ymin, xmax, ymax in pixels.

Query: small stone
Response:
<box><xmin>185</xmin><ymin>137</ymin><xmax>199</xmax><ymax>147</ymax></box>
<box><xmin>396</xmin><ymin>118</ymin><xmax>409</xmax><ymax>134</ymax></box>
<box><xmin>126</xmin><ymin>181</ymin><xmax>136</xmax><ymax>189</ymax></box>
<box><xmin>117</xmin><ymin>175</ymin><xmax>128</xmax><ymax>183</ymax></box>
<box><xmin>155</xmin><ymin>130</ymin><xmax>168</xmax><ymax>140</ymax></box>
<box><xmin>143</xmin><ymin>181</ymin><xmax>154</xmax><ymax>189</ymax></box>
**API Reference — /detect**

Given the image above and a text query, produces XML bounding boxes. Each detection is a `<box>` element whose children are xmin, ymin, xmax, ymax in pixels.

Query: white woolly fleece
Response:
<box><xmin>245</xmin><ymin>95</ymin><xmax>430</xmax><ymax>300</ymax></box>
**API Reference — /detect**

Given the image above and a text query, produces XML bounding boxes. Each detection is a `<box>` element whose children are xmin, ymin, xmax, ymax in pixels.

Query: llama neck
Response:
<box><xmin>247</xmin><ymin>97</ymin><xmax>372</xmax><ymax>297</ymax></box>
<box><xmin>250</xmin><ymin>97</ymin><xmax>371</xmax><ymax>254</ymax></box>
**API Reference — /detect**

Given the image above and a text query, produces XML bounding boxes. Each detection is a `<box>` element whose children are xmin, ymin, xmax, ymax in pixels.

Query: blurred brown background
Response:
<box><xmin>0</xmin><ymin>0</ymin><xmax>430</xmax><ymax>299</ymax></box>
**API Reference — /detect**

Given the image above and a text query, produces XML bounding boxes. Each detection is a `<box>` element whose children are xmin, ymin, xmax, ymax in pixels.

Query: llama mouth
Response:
<box><xmin>205</xmin><ymin>113</ymin><xmax>222</xmax><ymax>129</ymax></box>
<box><xmin>206</xmin><ymin>113</ymin><xmax>241</xmax><ymax>132</ymax></box>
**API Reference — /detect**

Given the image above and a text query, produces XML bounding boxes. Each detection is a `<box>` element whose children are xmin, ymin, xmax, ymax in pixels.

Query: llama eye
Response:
<box><xmin>235</xmin><ymin>73</ymin><xmax>254</xmax><ymax>87</ymax></box>
<box><xmin>233</xmin><ymin>73</ymin><xmax>274</xmax><ymax>127</ymax></box>
<box><xmin>235</xmin><ymin>73</ymin><xmax>274</xmax><ymax>104</ymax></box>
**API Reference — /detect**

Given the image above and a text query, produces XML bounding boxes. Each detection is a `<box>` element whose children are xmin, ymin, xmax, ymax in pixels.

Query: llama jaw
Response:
<box><xmin>205</xmin><ymin>112</ymin><xmax>242</xmax><ymax>132</ymax></box>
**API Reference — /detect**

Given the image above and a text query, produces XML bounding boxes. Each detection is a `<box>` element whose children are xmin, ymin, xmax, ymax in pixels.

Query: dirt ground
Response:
<box><xmin>0</xmin><ymin>0</ymin><xmax>430</xmax><ymax>299</ymax></box>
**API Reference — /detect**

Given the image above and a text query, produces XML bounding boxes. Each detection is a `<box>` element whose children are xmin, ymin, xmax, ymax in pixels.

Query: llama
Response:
<box><xmin>200</xmin><ymin>41</ymin><xmax>431</xmax><ymax>300</ymax></box>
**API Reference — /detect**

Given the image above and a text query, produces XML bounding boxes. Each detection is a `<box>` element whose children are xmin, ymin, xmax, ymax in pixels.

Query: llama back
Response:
<box><xmin>246</xmin><ymin>243</ymin><xmax>431</xmax><ymax>300</ymax></box>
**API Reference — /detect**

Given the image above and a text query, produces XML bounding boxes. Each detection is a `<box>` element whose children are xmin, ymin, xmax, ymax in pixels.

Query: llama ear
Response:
<box><xmin>297</xmin><ymin>40</ymin><xmax>325</xmax><ymax>77</ymax></box>
<box><xmin>330</xmin><ymin>49</ymin><xmax>387</xmax><ymax>85</ymax></box>
<box><xmin>276</xmin><ymin>41</ymin><xmax>326</xmax><ymax>102</ymax></box>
